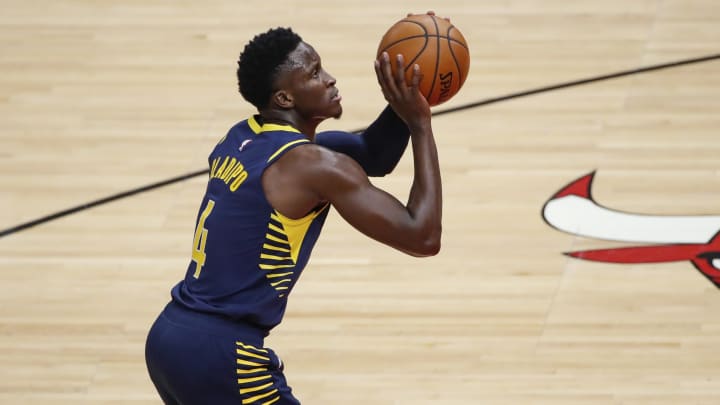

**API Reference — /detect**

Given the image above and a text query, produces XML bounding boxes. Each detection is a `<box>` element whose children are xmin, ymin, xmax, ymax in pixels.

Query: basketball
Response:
<box><xmin>377</xmin><ymin>13</ymin><xmax>470</xmax><ymax>106</ymax></box>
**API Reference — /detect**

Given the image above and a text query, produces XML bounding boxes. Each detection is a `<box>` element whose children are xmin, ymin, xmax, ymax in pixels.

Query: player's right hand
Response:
<box><xmin>374</xmin><ymin>52</ymin><xmax>431</xmax><ymax>132</ymax></box>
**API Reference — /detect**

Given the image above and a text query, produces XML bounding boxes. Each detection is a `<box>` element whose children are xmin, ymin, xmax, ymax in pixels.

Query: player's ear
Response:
<box><xmin>271</xmin><ymin>90</ymin><xmax>294</xmax><ymax>109</ymax></box>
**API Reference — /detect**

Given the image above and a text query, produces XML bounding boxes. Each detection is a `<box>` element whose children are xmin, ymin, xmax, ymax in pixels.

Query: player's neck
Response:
<box><xmin>259</xmin><ymin>110</ymin><xmax>319</xmax><ymax>140</ymax></box>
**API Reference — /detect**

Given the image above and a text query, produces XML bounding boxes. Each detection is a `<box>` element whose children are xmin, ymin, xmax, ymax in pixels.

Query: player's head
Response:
<box><xmin>237</xmin><ymin>27</ymin><xmax>302</xmax><ymax>109</ymax></box>
<box><xmin>237</xmin><ymin>27</ymin><xmax>342</xmax><ymax>120</ymax></box>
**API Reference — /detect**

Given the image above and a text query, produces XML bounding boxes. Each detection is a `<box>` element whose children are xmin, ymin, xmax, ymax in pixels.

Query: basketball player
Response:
<box><xmin>145</xmin><ymin>25</ymin><xmax>441</xmax><ymax>405</ymax></box>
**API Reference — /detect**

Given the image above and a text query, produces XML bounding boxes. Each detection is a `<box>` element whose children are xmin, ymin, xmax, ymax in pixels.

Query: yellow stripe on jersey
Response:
<box><xmin>262</xmin><ymin>243</ymin><xmax>290</xmax><ymax>253</ymax></box>
<box><xmin>265</xmin><ymin>233</ymin><xmax>288</xmax><ymax>245</ymax></box>
<box><xmin>260</xmin><ymin>253</ymin><xmax>292</xmax><ymax>261</ymax></box>
<box><xmin>268</xmin><ymin>223</ymin><xmax>285</xmax><ymax>235</ymax></box>
<box><xmin>236</xmin><ymin>349</ymin><xmax>270</xmax><ymax>361</ymax></box>
<box><xmin>237</xmin><ymin>359</ymin><xmax>264</xmax><ymax>367</ymax></box>
<box><xmin>263</xmin><ymin>396</ymin><xmax>281</xmax><ymax>405</ymax></box>
<box><xmin>248</xmin><ymin>116</ymin><xmax>262</xmax><ymax>133</ymax></box>
<box><xmin>237</xmin><ymin>375</ymin><xmax>272</xmax><ymax>384</ymax></box>
<box><xmin>237</xmin><ymin>367</ymin><xmax>268</xmax><ymax>374</ymax></box>
<box><xmin>266</xmin><ymin>272</ymin><xmax>293</xmax><ymax>278</ymax></box>
<box><xmin>270</xmin><ymin>279</ymin><xmax>291</xmax><ymax>287</ymax></box>
<box><xmin>267</xmin><ymin>139</ymin><xmax>309</xmax><ymax>163</ymax></box>
<box><xmin>242</xmin><ymin>388</ymin><xmax>279</xmax><ymax>404</ymax></box>
<box><xmin>240</xmin><ymin>381</ymin><xmax>274</xmax><ymax>395</ymax></box>
<box><xmin>236</xmin><ymin>342</ymin><xmax>268</xmax><ymax>353</ymax></box>
<box><xmin>259</xmin><ymin>264</ymin><xmax>294</xmax><ymax>270</ymax></box>
<box><xmin>248</xmin><ymin>116</ymin><xmax>300</xmax><ymax>135</ymax></box>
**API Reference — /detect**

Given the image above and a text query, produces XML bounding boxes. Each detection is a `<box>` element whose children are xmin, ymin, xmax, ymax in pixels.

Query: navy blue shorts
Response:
<box><xmin>145</xmin><ymin>301</ymin><xmax>301</xmax><ymax>405</ymax></box>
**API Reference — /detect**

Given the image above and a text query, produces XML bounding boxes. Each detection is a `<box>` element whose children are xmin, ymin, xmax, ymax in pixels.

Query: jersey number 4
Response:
<box><xmin>191</xmin><ymin>199</ymin><xmax>215</xmax><ymax>279</ymax></box>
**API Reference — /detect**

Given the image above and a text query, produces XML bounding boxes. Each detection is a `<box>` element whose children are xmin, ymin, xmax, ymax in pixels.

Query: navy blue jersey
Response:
<box><xmin>171</xmin><ymin>116</ymin><xmax>330</xmax><ymax>332</ymax></box>
<box><xmin>147</xmin><ymin>108</ymin><xmax>409</xmax><ymax>404</ymax></box>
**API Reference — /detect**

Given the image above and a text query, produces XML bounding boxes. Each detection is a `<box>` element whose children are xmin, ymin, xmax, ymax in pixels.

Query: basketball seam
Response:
<box><xmin>403</xmin><ymin>21</ymin><xmax>429</xmax><ymax>72</ymax></box>
<box><xmin>446</xmin><ymin>26</ymin><xmax>465</xmax><ymax>93</ymax></box>
<box><xmin>379</xmin><ymin>20</ymin><xmax>430</xmax><ymax>70</ymax></box>
<box><xmin>380</xmin><ymin>34</ymin><xmax>468</xmax><ymax>50</ymax></box>
<box><xmin>425</xmin><ymin>16</ymin><xmax>441</xmax><ymax>102</ymax></box>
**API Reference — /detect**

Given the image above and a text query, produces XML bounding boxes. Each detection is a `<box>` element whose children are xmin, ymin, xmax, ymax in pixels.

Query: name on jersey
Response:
<box><xmin>209</xmin><ymin>155</ymin><xmax>248</xmax><ymax>191</ymax></box>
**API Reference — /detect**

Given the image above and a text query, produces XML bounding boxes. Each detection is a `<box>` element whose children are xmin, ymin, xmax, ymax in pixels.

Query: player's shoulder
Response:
<box><xmin>284</xmin><ymin>141</ymin><xmax>341</xmax><ymax>165</ymax></box>
<box><xmin>280</xmin><ymin>141</ymin><xmax>364</xmax><ymax>177</ymax></box>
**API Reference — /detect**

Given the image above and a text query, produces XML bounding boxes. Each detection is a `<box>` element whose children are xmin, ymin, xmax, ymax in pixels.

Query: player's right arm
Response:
<box><xmin>329</xmin><ymin>52</ymin><xmax>441</xmax><ymax>256</ymax></box>
<box><xmin>320</xmin><ymin>123</ymin><xmax>442</xmax><ymax>257</ymax></box>
<box><xmin>327</xmin><ymin>51</ymin><xmax>440</xmax><ymax>256</ymax></box>
<box><xmin>268</xmin><ymin>129</ymin><xmax>441</xmax><ymax>257</ymax></box>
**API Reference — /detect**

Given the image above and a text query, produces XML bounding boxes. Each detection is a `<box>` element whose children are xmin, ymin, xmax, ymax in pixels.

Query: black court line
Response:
<box><xmin>0</xmin><ymin>169</ymin><xmax>207</xmax><ymax>238</ymax></box>
<box><xmin>1</xmin><ymin>53</ymin><xmax>718</xmax><ymax>239</ymax></box>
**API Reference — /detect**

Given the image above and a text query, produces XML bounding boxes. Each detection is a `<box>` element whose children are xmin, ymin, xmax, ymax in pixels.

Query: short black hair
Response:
<box><xmin>236</xmin><ymin>27</ymin><xmax>303</xmax><ymax>109</ymax></box>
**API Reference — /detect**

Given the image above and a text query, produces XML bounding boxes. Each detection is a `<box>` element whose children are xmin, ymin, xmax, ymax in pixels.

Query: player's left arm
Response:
<box><xmin>315</xmin><ymin>105</ymin><xmax>409</xmax><ymax>177</ymax></box>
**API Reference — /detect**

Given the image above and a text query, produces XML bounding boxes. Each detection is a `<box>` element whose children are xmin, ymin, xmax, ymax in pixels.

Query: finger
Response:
<box><xmin>410</xmin><ymin>63</ymin><xmax>423</xmax><ymax>88</ymax></box>
<box><xmin>373</xmin><ymin>59</ymin><xmax>383</xmax><ymax>87</ymax></box>
<box><xmin>394</xmin><ymin>53</ymin><xmax>407</xmax><ymax>89</ymax></box>
<box><xmin>375</xmin><ymin>52</ymin><xmax>398</xmax><ymax>99</ymax></box>
<box><xmin>374</xmin><ymin>59</ymin><xmax>392</xmax><ymax>100</ymax></box>
<box><xmin>426</xmin><ymin>10</ymin><xmax>435</xmax><ymax>16</ymax></box>
<box><xmin>380</xmin><ymin>52</ymin><xmax>400</xmax><ymax>96</ymax></box>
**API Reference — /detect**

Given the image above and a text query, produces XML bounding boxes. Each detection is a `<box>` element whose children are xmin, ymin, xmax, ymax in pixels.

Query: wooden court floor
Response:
<box><xmin>1</xmin><ymin>1</ymin><xmax>719</xmax><ymax>403</ymax></box>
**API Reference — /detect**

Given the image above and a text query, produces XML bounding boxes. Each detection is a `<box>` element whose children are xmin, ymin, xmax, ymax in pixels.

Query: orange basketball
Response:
<box><xmin>377</xmin><ymin>13</ymin><xmax>470</xmax><ymax>106</ymax></box>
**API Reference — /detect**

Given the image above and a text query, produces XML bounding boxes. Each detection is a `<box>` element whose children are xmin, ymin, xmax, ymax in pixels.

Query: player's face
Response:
<box><xmin>278</xmin><ymin>42</ymin><xmax>342</xmax><ymax>121</ymax></box>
